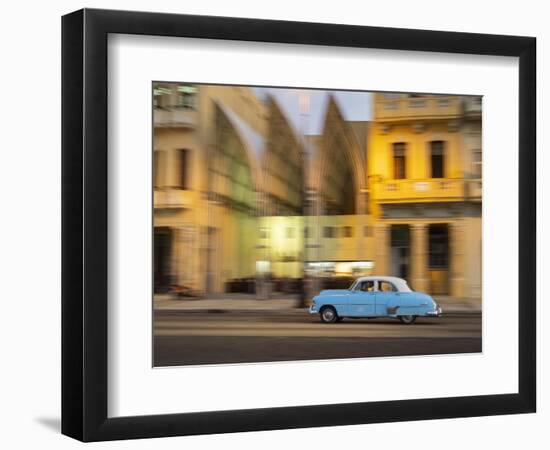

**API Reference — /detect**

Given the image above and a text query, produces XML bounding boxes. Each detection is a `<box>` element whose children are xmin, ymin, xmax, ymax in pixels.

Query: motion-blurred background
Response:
<box><xmin>153</xmin><ymin>83</ymin><xmax>482</xmax><ymax>306</ymax></box>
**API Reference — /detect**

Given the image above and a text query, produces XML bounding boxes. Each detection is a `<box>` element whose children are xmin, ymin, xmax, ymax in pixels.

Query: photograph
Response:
<box><xmin>152</xmin><ymin>83</ymin><xmax>483</xmax><ymax>366</ymax></box>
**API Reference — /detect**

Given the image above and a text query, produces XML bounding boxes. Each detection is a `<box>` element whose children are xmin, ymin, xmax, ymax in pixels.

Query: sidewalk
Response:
<box><xmin>154</xmin><ymin>293</ymin><xmax>481</xmax><ymax>314</ymax></box>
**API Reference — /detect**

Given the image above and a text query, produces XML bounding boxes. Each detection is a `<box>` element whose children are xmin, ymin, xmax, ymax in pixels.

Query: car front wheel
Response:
<box><xmin>399</xmin><ymin>315</ymin><xmax>417</xmax><ymax>325</ymax></box>
<box><xmin>320</xmin><ymin>306</ymin><xmax>338</xmax><ymax>324</ymax></box>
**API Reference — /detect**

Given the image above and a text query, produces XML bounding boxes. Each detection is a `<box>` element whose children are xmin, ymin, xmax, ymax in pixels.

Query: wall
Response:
<box><xmin>0</xmin><ymin>1</ymin><xmax>546</xmax><ymax>450</ymax></box>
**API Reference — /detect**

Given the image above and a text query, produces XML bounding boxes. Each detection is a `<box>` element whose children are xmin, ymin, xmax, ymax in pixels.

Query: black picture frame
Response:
<box><xmin>62</xmin><ymin>8</ymin><xmax>536</xmax><ymax>442</ymax></box>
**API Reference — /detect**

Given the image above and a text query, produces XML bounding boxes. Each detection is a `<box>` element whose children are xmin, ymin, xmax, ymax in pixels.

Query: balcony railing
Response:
<box><xmin>375</xmin><ymin>178</ymin><xmax>464</xmax><ymax>203</ymax></box>
<box><xmin>375</xmin><ymin>96</ymin><xmax>463</xmax><ymax>121</ymax></box>
<box><xmin>154</xmin><ymin>107</ymin><xmax>198</xmax><ymax>128</ymax></box>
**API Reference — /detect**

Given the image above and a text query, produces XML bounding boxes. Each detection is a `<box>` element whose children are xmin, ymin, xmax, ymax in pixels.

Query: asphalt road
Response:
<box><xmin>153</xmin><ymin>310</ymin><xmax>481</xmax><ymax>367</ymax></box>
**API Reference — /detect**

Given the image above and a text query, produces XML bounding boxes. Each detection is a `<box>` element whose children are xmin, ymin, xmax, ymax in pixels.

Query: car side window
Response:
<box><xmin>379</xmin><ymin>281</ymin><xmax>397</xmax><ymax>292</ymax></box>
<box><xmin>359</xmin><ymin>281</ymin><xmax>375</xmax><ymax>292</ymax></box>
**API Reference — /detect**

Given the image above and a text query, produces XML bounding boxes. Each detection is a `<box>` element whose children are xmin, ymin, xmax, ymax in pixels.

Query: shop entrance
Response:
<box><xmin>154</xmin><ymin>227</ymin><xmax>172</xmax><ymax>293</ymax></box>
<box><xmin>390</xmin><ymin>224</ymin><xmax>410</xmax><ymax>280</ymax></box>
<box><xmin>428</xmin><ymin>223</ymin><xmax>449</xmax><ymax>295</ymax></box>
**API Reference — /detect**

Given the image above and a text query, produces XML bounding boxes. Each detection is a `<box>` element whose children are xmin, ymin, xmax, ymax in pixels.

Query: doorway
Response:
<box><xmin>390</xmin><ymin>225</ymin><xmax>410</xmax><ymax>280</ymax></box>
<box><xmin>154</xmin><ymin>227</ymin><xmax>172</xmax><ymax>293</ymax></box>
<box><xmin>428</xmin><ymin>223</ymin><xmax>449</xmax><ymax>295</ymax></box>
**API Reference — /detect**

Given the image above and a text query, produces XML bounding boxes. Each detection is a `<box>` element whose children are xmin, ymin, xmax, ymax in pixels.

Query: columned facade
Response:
<box><xmin>410</xmin><ymin>223</ymin><xmax>428</xmax><ymax>293</ymax></box>
<box><xmin>375</xmin><ymin>224</ymin><xmax>390</xmax><ymax>276</ymax></box>
<box><xmin>450</xmin><ymin>220</ymin><xmax>465</xmax><ymax>297</ymax></box>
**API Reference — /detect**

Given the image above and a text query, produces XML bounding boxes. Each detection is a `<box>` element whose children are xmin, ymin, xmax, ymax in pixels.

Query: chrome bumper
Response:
<box><xmin>309</xmin><ymin>305</ymin><xmax>318</xmax><ymax>314</ymax></box>
<box><xmin>426</xmin><ymin>307</ymin><xmax>442</xmax><ymax>317</ymax></box>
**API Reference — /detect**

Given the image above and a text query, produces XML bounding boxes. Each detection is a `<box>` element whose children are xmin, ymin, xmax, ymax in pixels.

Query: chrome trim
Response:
<box><xmin>425</xmin><ymin>307</ymin><xmax>442</xmax><ymax>317</ymax></box>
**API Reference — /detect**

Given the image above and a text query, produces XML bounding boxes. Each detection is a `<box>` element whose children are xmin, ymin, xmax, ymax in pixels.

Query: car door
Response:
<box><xmin>374</xmin><ymin>280</ymin><xmax>398</xmax><ymax>315</ymax></box>
<box><xmin>348</xmin><ymin>281</ymin><xmax>376</xmax><ymax>317</ymax></box>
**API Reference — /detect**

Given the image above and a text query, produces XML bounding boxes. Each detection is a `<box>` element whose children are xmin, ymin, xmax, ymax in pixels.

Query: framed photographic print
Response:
<box><xmin>62</xmin><ymin>8</ymin><xmax>536</xmax><ymax>441</ymax></box>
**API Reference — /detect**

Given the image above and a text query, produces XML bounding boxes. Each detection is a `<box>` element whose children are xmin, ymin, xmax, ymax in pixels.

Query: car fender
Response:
<box><xmin>314</xmin><ymin>293</ymin><xmax>349</xmax><ymax>315</ymax></box>
<box><xmin>387</xmin><ymin>292</ymin><xmax>433</xmax><ymax>315</ymax></box>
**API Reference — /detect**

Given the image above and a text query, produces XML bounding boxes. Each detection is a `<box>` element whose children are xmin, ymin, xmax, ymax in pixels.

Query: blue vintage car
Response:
<box><xmin>309</xmin><ymin>276</ymin><xmax>442</xmax><ymax>324</ymax></box>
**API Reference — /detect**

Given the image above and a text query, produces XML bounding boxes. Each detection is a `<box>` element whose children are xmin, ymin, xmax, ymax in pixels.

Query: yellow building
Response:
<box><xmin>368</xmin><ymin>93</ymin><xmax>482</xmax><ymax>298</ymax></box>
<box><xmin>153</xmin><ymin>83</ymin><xmax>267</xmax><ymax>294</ymax></box>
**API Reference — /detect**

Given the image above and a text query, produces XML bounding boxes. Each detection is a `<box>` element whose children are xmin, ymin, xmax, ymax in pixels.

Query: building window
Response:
<box><xmin>286</xmin><ymin>227</ymin><xmax>294</xmax><ymax>239</ymax></box>
<box><xmin>472</xmin><ymin>150</ymin><xmax>482</xmax><ymax>178</ymax></box>
<box><xmin>153</xmin><ymin>150</ymin><xmax>165</xmax><ymax>188</ymax></box>
<box><xmin>178</xmin><ymin>149</ymin><xmax>190</xmax><ymax>189</ymax></box>
<box><xmin>259</xmin><ymin>228</ymin><xmax>269</xmax><ymax>239</ymax></box>
<box><xmin>409</xmin><ymin>99</ymin><xmax>426</xmax><ymax>108</ymax></box>
<box><xmin>363</xmin><ymin>225</ymin><xmax>372</xmax><ymax>237</ymax></box>
<box><xmin>304</xmin><ymin>227</ymin><xmax>312</xmax><ymax>239</ymax></box>
<box><xmin>393</xmin><ymin>143</ymin><xmax>407</xmax><ymax>179</ymax></box>
<box><xmin>342</xmin><ymin>226</ymin><xmax>353</xmax><ymax>238</ymax></box>
<box><xmin>323</xmin><ymin>226</ymin><xmax>335</xmax><ymax>238</ymax></box>
<box><xmin>430</xmin><ymin>141</ymin><xmax>445</xmax><ymax>178</ymax></box>
<box><xmin>176</xmin><ymin>85</ymin><xmax>197</xmax><ymax>109</ymax></box>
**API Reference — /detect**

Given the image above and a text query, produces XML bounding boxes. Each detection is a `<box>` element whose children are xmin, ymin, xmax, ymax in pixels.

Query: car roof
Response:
<box><xmin>355</xmin><ymin>276</ymin><xmax>412</xmax><ymax>292</ymax></box>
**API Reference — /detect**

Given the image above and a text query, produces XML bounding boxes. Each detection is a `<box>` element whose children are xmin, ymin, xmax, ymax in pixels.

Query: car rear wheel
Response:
<box><xmin>320</xmin><ymin>306</ymin><xmax>338</xmax><ymax>324</ymax></box>
<box><xmin>399</xmin><ymin>315</ymin><xmax>417</xmax><ymax>325</ymax></box>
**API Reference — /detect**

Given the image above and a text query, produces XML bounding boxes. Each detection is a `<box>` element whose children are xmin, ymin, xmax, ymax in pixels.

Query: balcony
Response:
<box><xmin>154</xmin><ymin>107</ymin><xmax>198</xmax><ymax>129</ymax></box>
<box><xmin>375</xmin><ymin>178</ymin><xmax>464</xmax><ymax>203</ymax></box>
<box><xmin>154</xmin><ymin>189</ymin><xmax>194</xmax><ymax>209</ymax></box>
<box><xmin>374</xmin><ymin>96</ymin><xmax>463</xmax><ymax>122</ymax></box>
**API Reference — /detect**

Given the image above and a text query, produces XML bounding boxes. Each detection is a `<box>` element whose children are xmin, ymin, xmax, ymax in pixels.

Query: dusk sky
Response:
<box><xmin>253</xmin><ymin>87</ymin><xmax>373</xmax><ymax>135</ymax></box>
